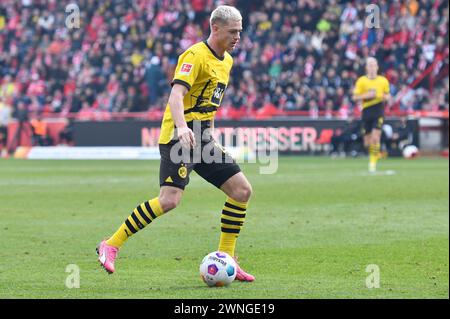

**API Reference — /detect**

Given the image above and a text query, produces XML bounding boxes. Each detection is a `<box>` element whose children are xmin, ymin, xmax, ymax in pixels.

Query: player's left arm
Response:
<box><xmin>382</xmin><ymin>77</ymin><xmax>391</xmax><ymax>103</ymax></box>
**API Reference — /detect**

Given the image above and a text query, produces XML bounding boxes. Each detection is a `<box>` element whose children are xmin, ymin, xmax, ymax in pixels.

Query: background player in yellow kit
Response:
<box><xmin>97</xmin><ymin>5</ymin><xmax>255</xmax><ymax>282</ymax></box>
<box><xmin>352</xmin><ymin>57</ymin><xmax>391</xmax><ymax>173</ymax></box>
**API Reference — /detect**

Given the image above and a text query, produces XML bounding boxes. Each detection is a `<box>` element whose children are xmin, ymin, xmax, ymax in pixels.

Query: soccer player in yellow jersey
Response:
<box><xmin>97</xmin><ymin>5</ymin><xmax>255</xmax><ymax>281</ymax></box>
<box><xmin>352</xmin><ymin>57</ymin><xmax>391</xmax><ymax>173</ymax></box>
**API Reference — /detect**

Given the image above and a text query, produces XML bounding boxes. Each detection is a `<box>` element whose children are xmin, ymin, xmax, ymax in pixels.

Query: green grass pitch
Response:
<box><xmin>0</xmin><ymin>157</ymin><xmax>448</xmax><ymax>299</ymax></box>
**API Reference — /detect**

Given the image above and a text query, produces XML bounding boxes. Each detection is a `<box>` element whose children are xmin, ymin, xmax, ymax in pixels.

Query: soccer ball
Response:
<box><xmin>403</xmin><ymin>145</ymin><xmax>419</xmax><ymax>159</ymax></box>
<box><xmin>199</xmin><ymin>251</ymin><xmax>237</xmax><ymax>287</ymax></box>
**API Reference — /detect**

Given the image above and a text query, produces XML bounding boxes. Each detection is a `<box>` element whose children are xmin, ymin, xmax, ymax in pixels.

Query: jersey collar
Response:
<box><xmin>203</xmin><ymin>40</ymin><xmax>225</xmax><ymax>61</ymax></box>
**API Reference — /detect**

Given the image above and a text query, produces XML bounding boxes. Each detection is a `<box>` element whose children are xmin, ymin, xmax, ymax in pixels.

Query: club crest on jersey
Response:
<box><xmin>178</xmin><ymin>166</ymin><xmax>187</xmax><ymax>179</ymax></box>
<box><xmin>179</xmin><ymin>63</ymin><xmax>193</xmax><ymax>75</ymax></box>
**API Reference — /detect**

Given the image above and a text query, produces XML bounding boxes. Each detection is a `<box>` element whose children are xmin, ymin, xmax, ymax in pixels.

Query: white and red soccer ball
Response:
<box><xmin>403</xmin><ymin>145</ymin><xmax>419</xmax><ymax>159</ymax></box>
<box><xmin>199</xmin><ymin>251</ymin><xmax>237</xmax><ymax>287</ymax></box>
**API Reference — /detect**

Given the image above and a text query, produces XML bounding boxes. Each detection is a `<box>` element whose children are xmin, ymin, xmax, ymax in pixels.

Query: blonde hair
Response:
<box><xmin>210</xmin><ymin>5</ymin><xmax>242</xmax><ymax>26</ymax></box>
<box><xmin>366</xmin><ymin>57</ymin><xmax>378</xmax><ymax>66</ymax></box>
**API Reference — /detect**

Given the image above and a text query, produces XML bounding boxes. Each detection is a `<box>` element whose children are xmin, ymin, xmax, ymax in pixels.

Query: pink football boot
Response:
<box><xmin>234</xmin><ymin>257</ymin><xmax>255</xmax><ymax>282</ymax></box>
<box><xmin>96</xmin><ymin>240</ymin><xmax>119</xmax><ymax>274</ymax></box>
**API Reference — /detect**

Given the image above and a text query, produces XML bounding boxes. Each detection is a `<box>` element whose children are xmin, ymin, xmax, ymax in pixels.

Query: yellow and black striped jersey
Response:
<box><xmin>159</xmin><ymin>41</ymin><xmax>233</xmax><ymax>144</ymax></box>
<box><xmin>353</xmin><ymin>75</ymin><xmax>390</xmax><ymax>109</ymax></box>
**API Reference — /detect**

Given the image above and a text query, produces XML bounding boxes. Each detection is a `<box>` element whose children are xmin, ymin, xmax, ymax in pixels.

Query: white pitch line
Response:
<box><xmin>361</xmin><ymin>170</ymin><xmax>397</xmax><ymax>176</ymax></box>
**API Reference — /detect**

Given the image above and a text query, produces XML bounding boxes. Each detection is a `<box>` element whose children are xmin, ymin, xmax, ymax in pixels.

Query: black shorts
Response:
<box><xmin>362</xmin><ymin>103</ymin><xmax>384</xmax><ymax>135</ymax></box>
<box><xmin>159</xmin><ymin>139</ymin><xmax>241</xmax><ymax>190</ymax></box>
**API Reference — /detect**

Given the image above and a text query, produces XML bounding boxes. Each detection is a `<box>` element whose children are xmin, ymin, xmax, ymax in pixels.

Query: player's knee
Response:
<box><xmin>370</xmin><ymin>137</ymin><xmax>378</xmax><ymax>145</ymax></box>
<box><xmin>232</xmin><ymin>183</ymin><xmax>252</xmax><ymax>203</ymax></box>
<box><xmin>159</xmin><ymin>185</ymin><xmax>184</xmax><ymax>212</ymax></box>
<box><xmin>159</xmin><ymin>196</ymin><xmax>180</xmax><ymax>212</ymax></box>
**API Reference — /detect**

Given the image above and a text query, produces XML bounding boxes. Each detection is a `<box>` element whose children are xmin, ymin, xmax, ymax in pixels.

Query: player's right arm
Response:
<box><xmin>352</xmin><ymin>91</ymin><xmax>376</xmax><ymax>102</ymax></box>
<box><xmin>382</xmin><ymin>77</ymin><xmax>391</xmax><ymax>103</ymax></box>
<box><xmin>168</xmin><ymin>84</ymin><xmax>196</xmax><ymax>149</ymax></box>
<box><xmin>169</xmin><ymin>48</ymin><xmax>202</xmax><ymax>149</ymax></box>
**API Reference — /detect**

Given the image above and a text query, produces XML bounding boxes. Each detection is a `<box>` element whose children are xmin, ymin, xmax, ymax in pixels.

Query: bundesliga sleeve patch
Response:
<box><xmin>179</xmin><ymin>63</ymin><xmax>193</xmax><ymax>75</ymax></box>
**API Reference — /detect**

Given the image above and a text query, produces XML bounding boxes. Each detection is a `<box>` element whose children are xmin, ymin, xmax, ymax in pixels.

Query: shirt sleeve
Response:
<box><xmin>384</xmin><ymin>77</ymin><xmax>390</xmax><ymax>94</ymax></box>
<box><xmin>171</xmin><ymin>50</ymin><xmax>202</xmax><ymax>91</ymax></box>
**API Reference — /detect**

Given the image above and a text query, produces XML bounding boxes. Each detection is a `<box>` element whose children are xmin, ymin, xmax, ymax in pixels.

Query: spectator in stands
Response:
<box><xmin>123</xmin><ymin>86</ymin><xmax>141</xmax><ymax>112</ymax></box>
<box><xmin>330</xmin><ymin>117</ymin><xmax>363</xmax><ymax>157</ymax></box>
<box><xmin>144</xmin><ymin>56</ymin><xmax>168</xmax><ymax>108</ymax></box>
<box><xmin>10</xmin><ymin>100</ymin><xmax>31</xmax><ymax>151</ymax></box>
<box><xmin>58</xmin><ymin>118</ymin><xmax>74</xmax><ymax>146</ymax></box>
<box><xmin>30</xmin><ymin>114</ymin><xmax>52</xmax><ymax>146</ymax></box>
<box><xmin>382</xmin><ymin>117</ymin><xmax>415</xmax><ymax>155</ymax></box>
<box><xmin>0</xmin><ymin>74</ymin><xmax>16</xmax><ymax>100</ymax></box>
<box><xmin>0</xmin><ymin>96</ymin><xmax>11</xmax><ymax>157</ymax></box>
<box><xmin>0</xmin><ymin>0</ymin><xmax>447</xmax><ymax>118</ymax></box>
<box><xmin>283</xmin><ymin>86</ymin><xmax>299</xmax><ymax>111</ymax></box>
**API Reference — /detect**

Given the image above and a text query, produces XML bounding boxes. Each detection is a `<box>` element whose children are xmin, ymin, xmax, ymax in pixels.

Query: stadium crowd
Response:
<box><xmin>0</xmin><ymin>0</ymin><xmax>449</xmax><ymax>123</ymax></box>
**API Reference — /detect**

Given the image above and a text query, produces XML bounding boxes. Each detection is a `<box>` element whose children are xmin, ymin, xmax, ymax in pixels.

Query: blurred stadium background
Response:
<box><xmin>0</xmin><ymin>0</ymin><xmax>448</xmax><ymax>158</ymax></box>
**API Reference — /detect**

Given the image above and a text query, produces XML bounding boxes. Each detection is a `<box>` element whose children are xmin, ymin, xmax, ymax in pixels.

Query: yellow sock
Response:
<box><xmin>369</xmin><ymin>143</ymin><xmax>380</xmax><ymax>166</ymax></box>
<box><xmin>218</xmin><ymin>197</ymin><xmax>248</xmax><ymax>257</ymax></box>
<box><xmin>106</xmin><ymin>198</ymin><xmax>164</xmax><ymax>248</ymax></box>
